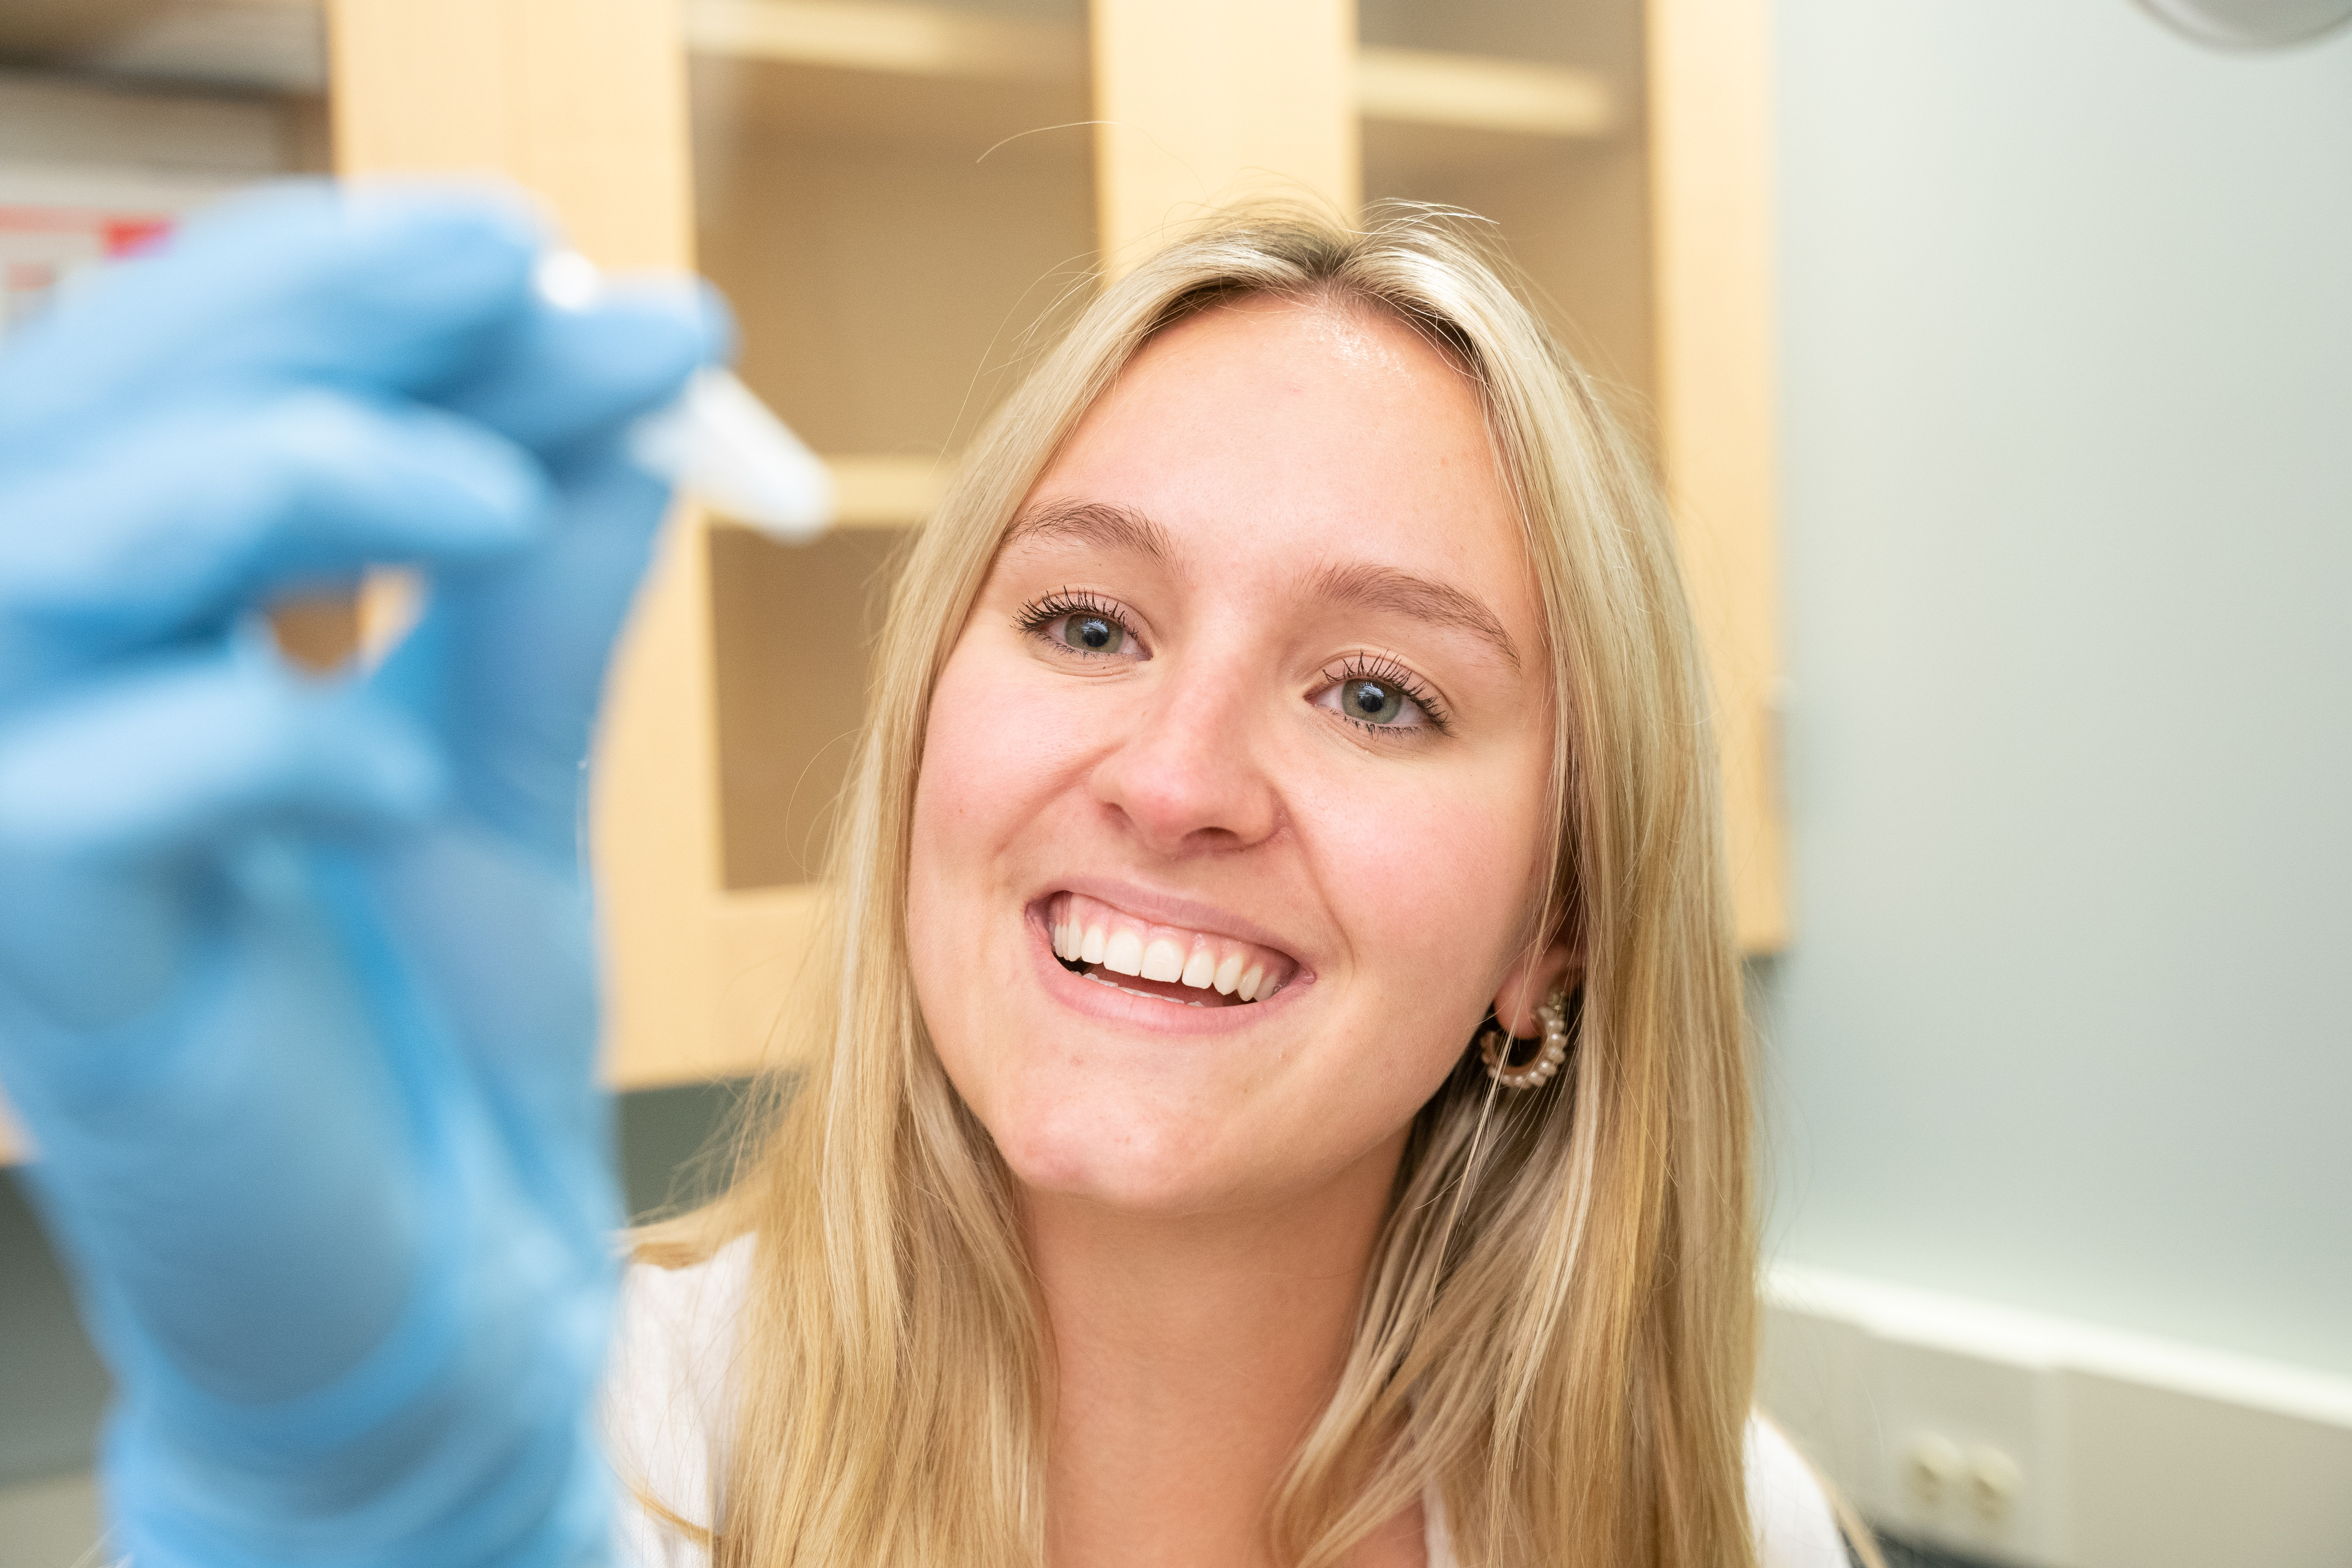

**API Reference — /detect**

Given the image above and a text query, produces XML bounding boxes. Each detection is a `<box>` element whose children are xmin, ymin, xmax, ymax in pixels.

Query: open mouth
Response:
<box><xmin>1044</xmin><ymin>891</ymin><xmax>1299</xmax><ymax>1009</ymax></box>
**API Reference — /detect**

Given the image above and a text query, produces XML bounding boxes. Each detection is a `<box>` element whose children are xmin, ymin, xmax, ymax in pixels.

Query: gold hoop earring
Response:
<box><xmin>1479</xmin><ymin>982</ymin><xmax>1574</xmax><ymax>1091</ymax></box>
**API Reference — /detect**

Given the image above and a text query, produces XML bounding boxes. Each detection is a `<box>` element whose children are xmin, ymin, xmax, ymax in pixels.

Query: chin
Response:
<box><xmin>985</xmin><ymin>1085</ymin><xmax>1257</xmax><ymax>1218</ymax></box>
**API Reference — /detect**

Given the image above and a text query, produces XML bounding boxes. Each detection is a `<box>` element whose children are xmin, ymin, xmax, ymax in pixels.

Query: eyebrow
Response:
<box><xmin>1002</xmin><ymin>499</ymin><xmax>1176</xmax><ymax>562</ymax></box>
<box><xmin>1004</xmin><ymin>497</ymin><xmax>1519</xmax><ymax>669</ymax></box>
<box><xmin>1308</xmin><ymin>560</ymin><xmax>1521</xmax><ymax>670</ymax></box>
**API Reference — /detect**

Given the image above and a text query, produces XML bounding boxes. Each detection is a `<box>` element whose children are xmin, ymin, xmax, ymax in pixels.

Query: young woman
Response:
<box><xmin>604</xmin><ymin>212</ymin><xmax>1853</xmax><ymax>1568</ymax></box>
<box><xmin>0</xmin><ymin>191</ymin><xmax>1852</xmax><ymax>1567</ymax></box>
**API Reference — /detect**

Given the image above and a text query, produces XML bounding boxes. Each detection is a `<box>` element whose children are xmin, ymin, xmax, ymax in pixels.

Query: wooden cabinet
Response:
<box><xmin>0</xmin><ymin>0</ymin><xmax>1782</xmax><ymax>1158</ymax></box>
<box><xmin>660</xmin><ymin>0</ymin><xmax>1789</xmax><ymax>1098</ymax></box>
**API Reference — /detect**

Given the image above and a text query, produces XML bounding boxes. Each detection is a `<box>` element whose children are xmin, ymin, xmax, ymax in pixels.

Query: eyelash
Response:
<box><xmin>1014</xmin><ymin>588</ymin><xmax>1134</xmax><ymax>652</ymax></box>
<box><xmin>1014</xmin><ymin>592</ymin><xmax>1450</xmax><ymax>735</ymax></box>
<box><xmin>1322</xmin><ymin>652</ymin><xmax>1451</xmax><ymax>735</ymax></box>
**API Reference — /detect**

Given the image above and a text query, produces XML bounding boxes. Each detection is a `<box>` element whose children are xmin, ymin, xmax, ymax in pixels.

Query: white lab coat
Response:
<box><xmin>603</xmin><ymin>1234</ymin><xmax>1852</xmax><ymax>1568</ymax></box>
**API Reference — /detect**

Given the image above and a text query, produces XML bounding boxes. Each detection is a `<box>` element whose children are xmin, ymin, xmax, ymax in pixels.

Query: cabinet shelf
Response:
<box><xmin>1356</xmin><ymin>48</ymin><xmax>1613</xmax><ymax>140</ymax></box>
<box><xmin>684</xmin><ymin>0</ymin><xmax>1615</xmax><ymax>144</ymax></box>
<box><xmin>705</xmin><ymin>456</ymin><xmax>945</xmax><ymax>534</ymax></box>
<box><xmin>823</xmin><ymin>454</ymin><xmax>947</xmax><ymax>528</ymax></box>
<box><xmin>684</xmin><ymin>0</ymin><xmax>1080</xmax><ymax>84</ymax></box>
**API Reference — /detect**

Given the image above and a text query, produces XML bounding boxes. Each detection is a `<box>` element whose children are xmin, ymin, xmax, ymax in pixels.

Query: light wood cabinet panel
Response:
<box><xmin>1089</xmin><ymin>0</ymin><xmax>1359</xmax><ymax>261</ymax></box>
<box><xmin>1647</xmin><ymin>0</ymin><xmax>1786</xmax><ymax>952</ymax></box>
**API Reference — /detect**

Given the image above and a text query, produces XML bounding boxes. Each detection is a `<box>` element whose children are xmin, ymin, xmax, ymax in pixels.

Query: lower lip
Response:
<box><xmin>1024</xmin><ymin>903</ymin><xmax>1305</xmax><ymax>1035</ymax></box>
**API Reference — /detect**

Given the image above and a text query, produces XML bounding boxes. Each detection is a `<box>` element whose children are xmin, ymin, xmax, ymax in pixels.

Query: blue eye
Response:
<box><xmin>1341</xmin><ymin>677</ymin><xmax>1405</xmax><ymax>724</ymax></box>
<box><xmin>1061</xmin><ymin>612</ymin><xmax>1124</xmax><ymax>653</ymax></box>
<box><xmin>1315</xmin><ymin>655</ymin><xmax>1446</xmax><ymax>734</ymax></box>
<box><xmin>1016</xmin><ymin>590</ymin><xmax>1140</xmax><ymax>659</ymax></box>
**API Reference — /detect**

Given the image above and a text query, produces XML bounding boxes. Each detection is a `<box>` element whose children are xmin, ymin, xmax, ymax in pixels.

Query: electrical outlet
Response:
<box><xmin>1764</xmin><ymin>1266</ymin><xmax>2352</xmax><ymax>1568</ymax></box>
<box><xmin>1869</xmin><ymin>1341</ymin><xmax>2069</xmax><ymax>1564</ymax></box>
<box><xmin>1899</xmin><ymin>1430</ymin><xmax>2028</xmax><ymax>1540</ymax></box>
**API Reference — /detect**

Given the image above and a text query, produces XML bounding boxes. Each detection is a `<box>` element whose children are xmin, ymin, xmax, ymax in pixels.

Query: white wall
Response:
<box><xmin>1765</xmin><ymin>2</ymin><xmax>2352</xmax><ymax>1378</ymax></box>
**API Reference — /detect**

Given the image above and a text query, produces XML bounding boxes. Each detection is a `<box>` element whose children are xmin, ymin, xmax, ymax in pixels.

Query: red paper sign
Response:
<box><xmin>0</xmin><ymin>205</ymin><xmax>178</xmax><ymax>332</ymax></box>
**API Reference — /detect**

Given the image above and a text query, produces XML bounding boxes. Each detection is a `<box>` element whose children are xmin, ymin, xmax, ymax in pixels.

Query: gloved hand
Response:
<box><xmin>0</xmin><ymin>182</ymin><xmax>723</xmax><ymax>1566</ymax></box>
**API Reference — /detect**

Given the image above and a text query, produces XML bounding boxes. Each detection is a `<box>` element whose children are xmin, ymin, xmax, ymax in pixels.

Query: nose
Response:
<box><xmin>1086</xmin><ymin>652</ymin><xmax>1281</xmax><ymax>858</ymax></box>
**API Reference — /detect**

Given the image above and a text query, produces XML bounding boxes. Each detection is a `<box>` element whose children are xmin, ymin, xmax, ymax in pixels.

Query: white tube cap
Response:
<box><xmin>626</xmin><ymin>367</ymin><xmax>834</xmax><ymax>543</ymax></box>
<box><xmin>537</xmin><ymin>249</ymin><xmax>834</xmax><ymax>543</ymax></box>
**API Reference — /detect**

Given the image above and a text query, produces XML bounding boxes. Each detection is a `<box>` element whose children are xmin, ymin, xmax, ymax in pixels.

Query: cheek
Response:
<box><xmin>1292</xmin><ymin>751</ymin><xmax>1550</xmax><ymax>1044</ymax></box>
<box><xmin>910</xmin><ymin>657</ymin><xmax>1014</xmax><ymax>998</ymax></box>
<box><xmin>907</xmin><ymin>642</ymin><xmax>1097</xmax><ymax>1076</ymax></box>
<box><xmin>911</xmin><ymin>644</ymin><xmax>1083</xmax><ymax>875</ymax></box>
<box><xmin>908</xmin><ymin>652</ymin><xmax>1019</xmax><ymax>1114</ymax></box>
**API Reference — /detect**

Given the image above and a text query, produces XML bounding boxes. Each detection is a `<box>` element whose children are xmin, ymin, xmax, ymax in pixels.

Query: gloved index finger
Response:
<box><xmin>0</xmin><ymin>181</ymin><xmax>548</xmax><ymax>444</ymax></box>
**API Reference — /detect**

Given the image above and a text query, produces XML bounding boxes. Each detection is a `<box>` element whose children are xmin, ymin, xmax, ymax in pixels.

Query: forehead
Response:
<box><xmin>1029</xmin><ymin>295</ymin><xmax>1530</xmax><ymax>605</ymax></box>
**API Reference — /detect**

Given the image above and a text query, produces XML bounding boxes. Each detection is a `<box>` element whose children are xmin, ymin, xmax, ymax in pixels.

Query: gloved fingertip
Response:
<box><xmin>597</xmin><ymin>277</ymin><xmax>737</xmax><ymax>383</ymax></box>
<box><xmin>275</xmin><ymin>391</ymin><xmax>554</xmax><ymax>559</ymax></box>
<box><xmin>368</xmin><ymin>735</ymin><xmax>448</xmax><ymax>823</ymax></box>
<box><xmin>406</xmin><ymin>421</ymin><xmax>555</xmax><ymax>552</ymax></box>
<box><xmin>443</xmin><ymin>278</ymin><xmax>735</xmax><ymax>451</ymax></box>
<box><xmin>689</xmin><ymin>278</ymin><xmax>739</xmax><ymax>371</ymax></box>
<box><xmin>179</xmin><ymin>179</ymin><xmax>545</xmax><ymax>316</ymax></box>
<box><xmin>324</xmin><ymin>701</ymin><xmax>450</xmax><ymax>825</ymax></box>
<box><xmin>343</xmin><ymin>179</ymin><xmax>549</xmax><ymax>260</ymax></box>
<box><xmin>167</xmin><ymin>177</ymin><xmax>341</xmax><ymax>246</ymax></box>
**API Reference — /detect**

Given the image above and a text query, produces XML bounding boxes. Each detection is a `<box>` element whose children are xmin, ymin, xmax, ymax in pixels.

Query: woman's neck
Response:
<box><xmin>1024</xmin><ymin>1132</ymin><xmax>1424</xmax><ymax>1568</ymax></box>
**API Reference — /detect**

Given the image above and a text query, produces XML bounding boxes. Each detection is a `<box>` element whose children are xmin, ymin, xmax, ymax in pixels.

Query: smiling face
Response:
<box><xmin>906</xmin><ymin>294</ymin><xmax>1561</xmax><ymax>1216</ymax></box>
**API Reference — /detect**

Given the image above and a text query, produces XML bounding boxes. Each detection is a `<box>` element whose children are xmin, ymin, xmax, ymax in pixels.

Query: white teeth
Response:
<box><xmin>1048</xmin><ymin>892</ymin><xmax>1294</xmax><ymax>1004</ymax></box>
<box><xmin>1140</xmin><ymin>937</ymin><xmax>1185</xmax><ymax>983</ymax></box>
<box><xmin>1212</xmin><ymin>953</ymin><xmax>1243</xmax><ymax>995</ymax></box>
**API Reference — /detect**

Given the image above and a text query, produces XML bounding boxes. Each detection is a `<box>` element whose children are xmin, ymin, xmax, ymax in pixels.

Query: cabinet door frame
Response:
<box><xmin>1648</xmin><ymin>0</ymin><xmax>1787</xmax><ymax>954</ymax></box>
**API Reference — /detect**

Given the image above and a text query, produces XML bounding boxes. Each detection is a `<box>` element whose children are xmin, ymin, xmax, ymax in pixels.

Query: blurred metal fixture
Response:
<box><xmin>2137</xmin><ymin>0</ymin><xmax>2352</xmax><ymax>47</ymax></box>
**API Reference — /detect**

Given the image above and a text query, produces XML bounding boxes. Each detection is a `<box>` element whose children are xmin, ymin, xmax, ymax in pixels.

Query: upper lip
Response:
<box><xmin>1039</xmin><ymin>873</ymin><xmax>1313</xmax><ymax>976</ymax></box>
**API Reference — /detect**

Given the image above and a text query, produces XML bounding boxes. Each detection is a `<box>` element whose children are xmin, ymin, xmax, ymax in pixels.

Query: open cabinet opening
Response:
<box><xmin>690</xmin><ymin>5</ymin><xmax>1098</xmax><ymax>894</ymax></box>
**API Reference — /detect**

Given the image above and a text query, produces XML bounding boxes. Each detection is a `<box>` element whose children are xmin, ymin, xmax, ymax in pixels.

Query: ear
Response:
<box><xmin>1492</xmin><ymin>933</ymin><xmax>1583</xmax><ymax>1039</ymax></box>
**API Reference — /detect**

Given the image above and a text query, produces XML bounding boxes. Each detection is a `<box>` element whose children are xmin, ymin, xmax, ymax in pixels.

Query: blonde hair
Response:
<box><xmin>637</xmin><ymin>205</ymin><xmax>1757</xmax><ymax>1568</ymax></box>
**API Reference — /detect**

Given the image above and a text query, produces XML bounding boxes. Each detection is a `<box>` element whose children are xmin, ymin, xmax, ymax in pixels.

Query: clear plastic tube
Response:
<box><xmin>536</xmin><ymin>250</ymin><xmax>834</xmax><ymax>543</ymax></box>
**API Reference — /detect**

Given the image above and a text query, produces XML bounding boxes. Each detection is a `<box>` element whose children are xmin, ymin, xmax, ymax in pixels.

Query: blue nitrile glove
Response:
<box><xmin>0</xmin><ymin>182</ymin><xmax>724</xmax><ymax>1566</ymax></box>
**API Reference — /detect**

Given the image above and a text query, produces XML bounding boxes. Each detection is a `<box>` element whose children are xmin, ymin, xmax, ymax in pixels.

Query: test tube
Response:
<box><xmin>536</xmin><ymin>250</ymin><xmax>834</xmax><ymax>543</ymax></box>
